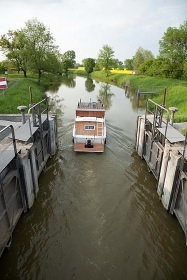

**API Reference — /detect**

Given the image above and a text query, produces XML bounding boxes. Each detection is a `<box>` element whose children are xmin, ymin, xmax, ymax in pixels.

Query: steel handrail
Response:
<box><xmin>27</xmin><ymin>98</ymin><xmax>48</xmax><ymax>142</ymax></box>
<box><xmin>146</xmin><ymin>99</ymin><xmax>170</xmax><ymax>139</ymax></box>
<box><xmin>0</xmin><ymin>125</ymin><xmax>17</xmax><ymax>155</ymax></box>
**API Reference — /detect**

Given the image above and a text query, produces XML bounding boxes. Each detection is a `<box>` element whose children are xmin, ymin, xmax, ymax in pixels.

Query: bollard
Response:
<box><xmin>169</xmin><ymin>107</ymin><xmax>178</xmax><ymax>126</ymax></box>
<box><xmin>17</xmin><ymin>105</ymin><xmax>27</xmax><ymax>124</ymax></box>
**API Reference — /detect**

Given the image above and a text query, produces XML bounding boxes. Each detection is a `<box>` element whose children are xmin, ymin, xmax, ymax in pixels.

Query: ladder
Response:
<box><xmin>97</xmin><ymin>122</ymin><xmax>103</xmax><ymax>136</ymax></box>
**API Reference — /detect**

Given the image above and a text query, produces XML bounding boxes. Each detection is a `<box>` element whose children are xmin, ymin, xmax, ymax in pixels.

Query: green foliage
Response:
<box><xmin>0</xmin><ymin>18</ymin><xmax>62</xmax><ymax>84</ymax></box>
<box><xmin>23</xmin><ymin>18</ymin><xmax>60</xmax><ymax>84</ymax></box>
<box><xmin>111</xmin><ymin>59</ymin><xmax>124</xmax><ymax>69</ymax></box>
<box><xmin>97</xmin><ymin>44</ymin><xmax>114</xmax><ymax>76</ymax></box>
<box><xmin>61</xmin><ymin>50</ymin><xmax>76</xmax><ymax>73</ymax></box>
<box><xmin>89</xmin><ymin>70</ymin><xmax>187</xmax><ymax>122</ymax></box>
<box><xmin>124</xmin><ymin>59</ymin><xmax>133</xmax><ymax>70</ymax></box>
<box><xmin>0</xmin><ymin>29</ymin><xmax>28</xmax><ymax>77</ymax></box>
<box><xmin>82</xmin><ymin>58</ymin><xmax>95</xmax><ymax>75</ymax></box>
<box><xmin>183</xmin><ymin>60</ymin><xmax>187</xmax><ymax>79</ymax></box>
<box><xmin>139</xmin><ymin>58</ymin><xmax>155</xmax><ymax>74</ymax></box>
<box><xmin>133</xmin><ymin>47</ymin><xmax>154</xmax><ymax>70</ymax></box>
<box><xmin>0</xmin><ymin>62</ymin><xmax>5</xmax><ymax>74</ymax></box>
<box><xmin>159</xmin><ymin>21</ymin><xmax>187</xmax><ymax>78</ymax></box>
<box><xmin>0</xmin><ymin>76</ymin><xmax>45</xmax><ymax>113</ymax></box>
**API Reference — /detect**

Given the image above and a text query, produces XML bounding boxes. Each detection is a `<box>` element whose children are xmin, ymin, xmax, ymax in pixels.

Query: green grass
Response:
<box><xmin>89</xmin><ymin>71</ymin><xmax>187</xmax><ymax>123</ymax></box>
<box><xmin>1</xmin><ymin>70</ymin><xmax>187</xmax><ymax>123</ymax></box>
<box><xmin>0</xmin><ymin>79</ymin><xmax>45</xmax><ymax>113</ymax></box>
<box><xmin>0</xmin><ymin>72</ymin><xmax>61</xmax><ymax>114</ymax></box>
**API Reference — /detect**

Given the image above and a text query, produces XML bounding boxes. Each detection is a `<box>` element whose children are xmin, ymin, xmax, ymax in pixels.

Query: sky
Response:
<box><xmin>0</xmin><ymin>0</ymin><xmax>186</xmax><ymax>63</ymax></box>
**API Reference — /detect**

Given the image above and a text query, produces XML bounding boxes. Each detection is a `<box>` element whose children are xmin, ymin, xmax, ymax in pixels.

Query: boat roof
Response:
<box><xmin>77</xmin><ymin>100</ymin><xmax>105</xmax><ymax>110</ymax></box>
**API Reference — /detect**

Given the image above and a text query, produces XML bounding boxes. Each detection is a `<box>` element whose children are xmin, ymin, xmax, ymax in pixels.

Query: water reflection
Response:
<box><xmin>97</xmin><ymin>83</ymin><xmax>114</xmax><ymax>110</ymax></box>
<box><xmin>85</xmin><ymin>78</ymin><xmax>96</xmax><ymax>92</ymax></box>
<box><xmin>61</xmin><ymin>74</ymin><xmax>76</xmax><ymax>88</ymax></box>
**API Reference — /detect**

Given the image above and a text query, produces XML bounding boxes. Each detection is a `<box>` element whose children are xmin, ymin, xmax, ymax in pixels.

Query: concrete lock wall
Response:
<box><xmin>157</xmin><ymin>144</ymin><xmax>182</xmax><ymax>210</ymax></box>
<box><xmin>19</xmin><ymin>147</ymin><xmax>36</xmax><ymax>209</ymax></box>
<box><xmin>136</xmin><ymin>116</ymin><xmax>145</xmax><ymax>158</ymax></box>
<box><xmin>49</xmin><ymin>115</ymin><xmax>58</xmax><ymax>155</ymax></box>
<box><xmin>0</xmin><ymin>114</ymin><xmax>58</xmax><ymax>256</ymax></box>
<box><xmin>135</xmin><ymin>111</ymin><xmax>187</xmax><ymax>243</ymax></box>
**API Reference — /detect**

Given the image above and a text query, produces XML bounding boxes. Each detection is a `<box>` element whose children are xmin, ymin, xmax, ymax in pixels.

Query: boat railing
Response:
<box><xmin>77</xmin><ymin>101</ymin><xmax>104</xmax><ymax>110</ymax></box>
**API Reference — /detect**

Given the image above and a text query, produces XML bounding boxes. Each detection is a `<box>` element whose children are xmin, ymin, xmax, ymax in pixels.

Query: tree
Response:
<box><xmin>132</xmin><ymin>47</ymin><xmax>154</xmax><ymax>71</ymax></box>
<box><xmin>138</xmin><ymin>58</ymin><xmax>155</xmax><ymax>75</ymax></box>
<box><xmin>82</xmin><ymin>58</ymin><xmax>95</xmax><ymax>75</ymax></box>
<box><xmin>159</xmin><ymin>21</ymin><xmax>187</xmax><ymax>78</ymax></box>
<box><xmin>23</xmin><ymin>18</ymin><xmax>59</xmax><ymax>84</ymax></box>
<box><xmin>0</xmin><ymin>30</ymin><xmax>29</xmax><ymax>77</ymax></box>
<box><xmin>124</xmin><ymin>59</ymin><xmax>133</xmax><ymax>70</ymax></box>
<box><xmin>61</xmin><ymin>50</ymin><xmax>76</xmax><ymax>73</ymax></box>
<box><xmin>138</xmin><ymin>57</ymin><xmax>170</xmax><ymax>77</ymax></box>
<box><xmin>97</xmin><ymin>44</ymin><xmax>114</xmax><ymax>76</ymax></box>
<box><xmin>0</xmin><ymin>61</ymin><xmax>5</xmax><ymax>74</ymax></box>
<box><xmin>183</xmin><ymin>59</ymin><xmax>187</xmax><ymax>79</ymax></box>
<box><xmin>111</xmin><ymin>59</ymin><xmax>124</xmax><ymax>69</ymax></box>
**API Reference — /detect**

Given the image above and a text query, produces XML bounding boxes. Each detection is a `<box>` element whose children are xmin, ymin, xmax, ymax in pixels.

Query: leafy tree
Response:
<box><xmin>97</xmin><ymin>44</ymin><xmax>114</xmax><ymax>76</ymax></box>
<box><xmin>111</xmin><ymin>59</ymin><xmax>124</xmax><ymax>69</ymax></box>
<box><xmin>183</xmin><ymin>59</ymin><xmax>187</xmax><ymax>79</ymax></box>
<box><xmin>82</xmin><ymin>58</ymin><xmax>95</xmax><ymax>75</ymax></box>
<box><xmin>61</xmin><ymin>50</ymin><xmax>76</xmax><ymax>73</ymax></box>
<box><xmin>124</xmin><ymin>59</ymin><xmax>133</xmax><ymax>70</ymax></box>
<box><xmin>0</xmin><ymin>30</ymin><xmax>28</xmax><ymax>77</ymax></box>
<box><xmin>23</xmin><ymin>18</ymin><xmax>60</xmax><ymax>84</ymax></box>
<box><xmin>159</xmin><ymin>21</ymin><xmax>187</xmax><ymax>78</ymax></box>
<box><xmin>139</xmin><ymin>58</ymin><xmax>155</xmax><ymax>74</ymax></box>
<box><xmin>0</xmin><ymin>61</ymin><xmax>5</xmax><ymax>74</ymax></box>
<box><xmin>133</xmin><ymin>47</ymin><xmax>154</xmax><ymax>71</ymax></box>
<box><xmin>139</xmin><ymin>57</ymin><xmax>170</xmax><ymax>77</ymax></box>
<box><xmin>43</xmin><ymin>52</ymin><xmax>62</xmax><ymax>75</ymax></box>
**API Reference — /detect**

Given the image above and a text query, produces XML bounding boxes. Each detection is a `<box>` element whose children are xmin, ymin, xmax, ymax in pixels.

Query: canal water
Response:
<box><xmin>1</xmin><ymin>76</ymin><xmax>187</xmax><ymax>280</ymax></box>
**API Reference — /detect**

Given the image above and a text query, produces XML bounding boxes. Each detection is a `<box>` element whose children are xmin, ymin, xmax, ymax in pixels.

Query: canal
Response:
<box><xmin>1</xmin><ymin>76</ymin><xmax>187</xmax><ymax>280</ymax></box>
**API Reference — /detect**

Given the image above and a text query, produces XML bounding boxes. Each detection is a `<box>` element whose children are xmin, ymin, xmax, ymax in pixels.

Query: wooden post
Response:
<box><xmin>29</xmin><ymin>86</ymin><xmax>33</xmax><ymax>105</ymax></box>
<box><xmin>162</xmin><ymin>87</ymin><xmax>166</xmax><ymax>107</ymax></box>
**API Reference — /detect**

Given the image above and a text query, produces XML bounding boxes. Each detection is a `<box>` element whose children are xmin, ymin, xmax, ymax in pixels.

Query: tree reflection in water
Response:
<box><xmin>61</xmin><ymin>74</ymin><xmax>76</xmax><ymax>88</ymax></box>
<box><xmin>85</xmin><ymin>77</ymin><xmax>95</xmax><ymax>92</ymax></box>
<box><xmin>97</xmin><ymin>83</ymin><xmax>114</xmax><ymax>110</ymax></box>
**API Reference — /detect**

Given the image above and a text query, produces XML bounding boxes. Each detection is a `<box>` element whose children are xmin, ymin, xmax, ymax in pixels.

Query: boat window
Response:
<box><xmin>85</xmin><ymin>125</ymin><xmax>95</xmax><ymax>130</ymax></box>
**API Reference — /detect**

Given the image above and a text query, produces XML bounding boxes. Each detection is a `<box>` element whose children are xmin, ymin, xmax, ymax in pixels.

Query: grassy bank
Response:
<box><xmin>1</xmin><ymin>70</ymin><xmax>187</xmax><ymax>123</ymax></box>
<box><xmin>89</xmin><ymin>71</ymin><xmax>187</xmax><ymax>123</ymax></box>
<box><xmin>0</xmin><ymin>73</ymin><xmax>62</xmax><ymax>114</ymax></box>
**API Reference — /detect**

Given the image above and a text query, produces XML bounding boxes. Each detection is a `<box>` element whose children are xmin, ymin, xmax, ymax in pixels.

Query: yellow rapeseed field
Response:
<box><xmin>77</xmin><ymin>67</ymin><xmax>133</xmax><ymax>74</ymax></box>
<box><xmin>111</xmin><ymin>69</ymin><xmax>133</xmax><ymax>74</ymax></box>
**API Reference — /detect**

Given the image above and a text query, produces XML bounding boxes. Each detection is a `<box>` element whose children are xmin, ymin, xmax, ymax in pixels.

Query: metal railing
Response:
<box><xmin>145</xmin><ymin>99</ymin><xmax>170</xmax><ymax>141</ymax></box>
<box><xmin>0</xmin><ymin>125</ymin><xmax>17</xmax><ymax>157</ymax></box>
<box><xmin>27</xmin><ymin>98</ymin><xmax>49</xmax><ymax>142</ymax></box>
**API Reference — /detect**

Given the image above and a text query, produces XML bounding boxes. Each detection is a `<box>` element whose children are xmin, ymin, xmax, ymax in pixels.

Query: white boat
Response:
<box><xmin>72</xmin><ymin>99</ymin><xmax>106</xmax><ymax>152</ymax></box>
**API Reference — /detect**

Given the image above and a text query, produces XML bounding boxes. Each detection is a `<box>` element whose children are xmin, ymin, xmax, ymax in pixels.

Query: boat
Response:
<box><xmin>72</xmin><ymin>99</ymin><xmax>106</xmax><ymax>152</ymax></box>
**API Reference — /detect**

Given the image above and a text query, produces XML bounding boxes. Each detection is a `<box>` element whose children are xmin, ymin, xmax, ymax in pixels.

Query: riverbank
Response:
<box><xmin>70</xmin><ymin>69</ymin><xmax>187</xmax><ymax>123</ymax></box>
<box><xmin>0</xmin><ymin>73</ymin><xmax>62</xmax><ymax>114</ymax></box>
<box><xmin>1</xmin><ymin>70</ymin><xmax>187</xmax><ymax>124</ymax></box>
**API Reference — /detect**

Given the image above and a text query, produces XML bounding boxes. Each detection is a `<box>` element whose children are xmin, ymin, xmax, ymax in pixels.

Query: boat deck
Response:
<box><xmin>74</xmin><ymin>142</ymin><xmax>104</xmax><ymax>152</ymax></box>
